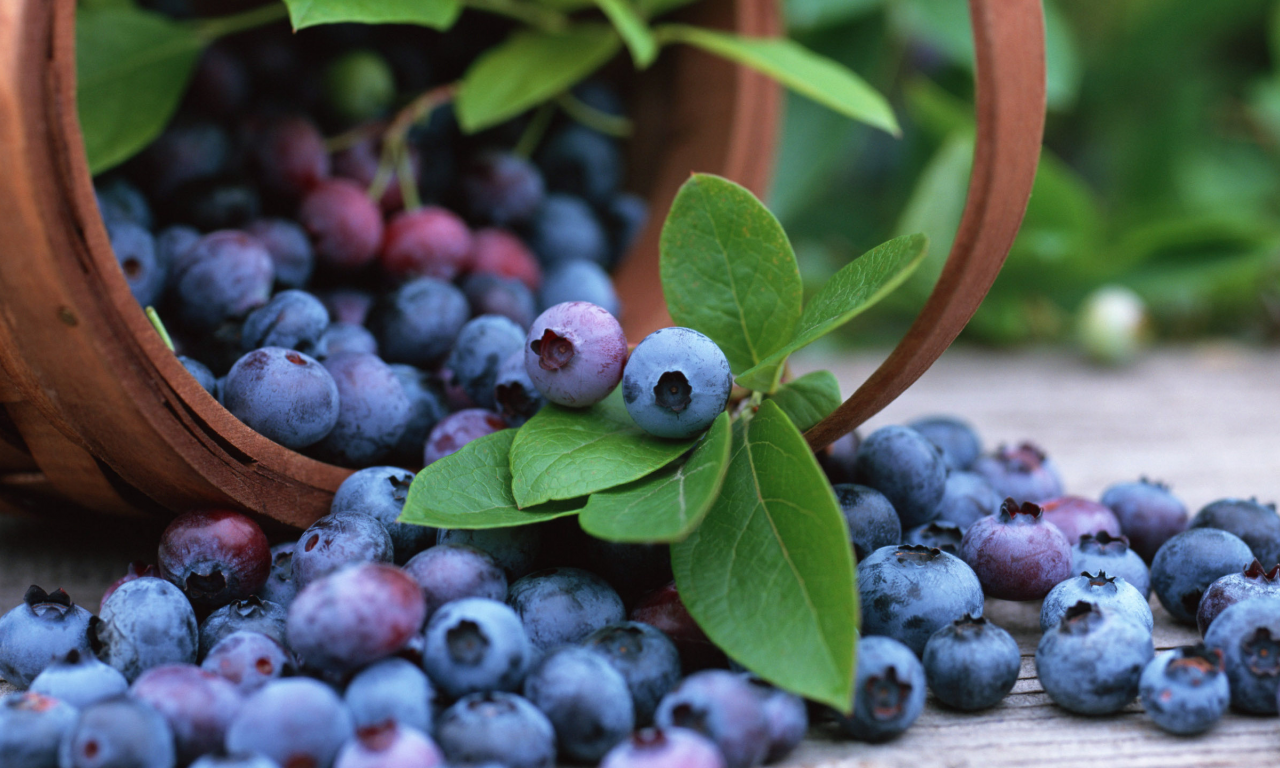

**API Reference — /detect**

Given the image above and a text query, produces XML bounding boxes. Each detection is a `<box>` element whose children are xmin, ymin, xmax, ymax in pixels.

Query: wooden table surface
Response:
<box><xmin>3</xmin><ymin>343</ymin><xmax>1278</xmax><ymax>765</ymax></box>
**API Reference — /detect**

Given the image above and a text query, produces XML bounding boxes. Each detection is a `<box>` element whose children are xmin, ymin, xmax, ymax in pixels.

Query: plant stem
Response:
<box><xmin>365</xmin><ymin>83</ymin><xmax>458</xmax><ymax>205</ymax></box>
<box><xmin>398</xmin><ymin>146</ymin><xmax>422</xmax><ymax>211</ymax></box>
<box><xmin>464</xmin><ymin>0</ymin><xmax>570</xmax><ymax>33</ymax></box>
<box><xmin>514</xmin><ymin>102</ymin><xmax>557</xmax><ymax>158</ymax></box>
<box><xmin>556</xmin><ymin>92</ymin><xmax>633</xmax><ymax>137</ymax></box>
<box><xmin>195</xmin><ymin>2</ymin><xmax>289</xmax><ymax>41</ymax></box>
<box><xmin>145</xmin><ymin>307</ymin><xmax>175</xmax><ymax>352</ymax></box>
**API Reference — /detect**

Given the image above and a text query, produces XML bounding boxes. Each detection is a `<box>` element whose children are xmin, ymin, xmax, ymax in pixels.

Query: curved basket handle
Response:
<box><xmin>805</xmin><ymin>0</ymin><xmax>1047</xmax><ymax>451</ymax></box>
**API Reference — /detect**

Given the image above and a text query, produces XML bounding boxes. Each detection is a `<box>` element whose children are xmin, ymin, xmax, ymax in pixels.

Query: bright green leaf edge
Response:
<box><xmin>654</xmin><ymin>24</ymin><xmax>899</xmax><ymax>136</ymax></box>
<box><xmin>399</xmin><ymin>429</ymin><xmax>584</xmax><ymax>529</ymax></box>
<box><xmin>671</xmin><ymin>400</ymin><xmax>857</xmax><ymax>710</ymax></box>
<box><xmin>593</xmin><ymin>0</ymin><xmax>658</xmax><ymax>67</ymax></box>
<box><xmin>283</xmin><ymin>0</ymin><xmax>462</xmax><ymax>31</ymax></box>
<box><xmin>765</xmin><ymin>370</ymin><xmax>841</xmax><ymax>432</ymax></box>
<box><xmin>578</xmin><ymin>411</ymin><xmax>732</xmax><ymax>542</ymax></box>
<box><xmin>737</xmin><ymin>233</ymin><xmax>928</xmax><ymax>391</ymax></box>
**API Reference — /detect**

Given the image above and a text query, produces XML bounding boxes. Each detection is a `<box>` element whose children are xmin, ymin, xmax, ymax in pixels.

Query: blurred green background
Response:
<box><xmin>773</xmin><ymin>0</ymin><xmax>1280</xmax><ymax>357</ymax></box>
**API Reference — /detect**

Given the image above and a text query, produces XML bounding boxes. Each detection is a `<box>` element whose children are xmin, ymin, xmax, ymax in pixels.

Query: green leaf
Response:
<box><xmin>592</xmin><ymin>0</ymin><xmax>657</xmax><ymax>67</ymax></box>
<box><xmin>76</xmin><ymin>8</ymin><xmax>207</xmax><ymax>174</ymax></box>
<box><xmin>765</xmin><ymin>371</ymin><xmax>840</xmax><ymax>432</ymax></box>
<box><xmin>578</xmin><ymin>412</ymin><xmax>731</xmax><ymax>543</ymax></box>
<box><xmin>653</xmin><ymin>25</ymin><xmax>898</xmax><ymax>136</ymax></box>
<box><xmin>784</xmin><ymin>0</ymin><xmax>882</xmax><ymax>31</ymax></box>
<box><xmin>398</xmin><ymin>430</ymin><xmax>584</xmax><ymax>529</ymax></box>
<box><xmin>636</xmin><ymin>0</ymin><xmax>697</xmax><ymax>18</ymax></box>
<box><xmin>457</xmin><ymin>25</ymin><xmax>622</xmax><ymax>133</ymax></box>
<box><xmin>659</xmin><ymin>174</ymin><xmax>803</xmax><ymax>390</ymax></box>
<box><xmin>736</xmin><ymin>234</ymin><xmax>928</xmax><ymax>390</ymax></box>
<box><xmin>510</xmin><ymin>388</ymin><xmax>697</xmax><ymax>508</ymax></box>
<box><xmin>672</xmin><ymin>400</ymin><xmax>856</xmax><ymax>710</ymax></box>
<box><xmin>282</xmin><ymin>0</ymin><xmax>462</xmax><ymax>30</ymax></box>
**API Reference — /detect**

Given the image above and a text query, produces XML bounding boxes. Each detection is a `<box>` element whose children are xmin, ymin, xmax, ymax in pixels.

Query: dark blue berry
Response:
<box><xmin>575</xmin><ymin>538</ymin><xmax>673</xmax><ymax>608</ymax></box>
<box><xmin>835</xmin><ymin>636</ymin><xmax>926</xmax><ymax>742</ymax></box>
<box><xmin>332</xmin><ymin>466</ymin><xmax>433</xmax><ymax>565</ymax></box>
<box><xmin>240</xmin><ymin>290</ymin><xmax>329</xmax><ymax>353</ymax></box>
<box><xmin>508</xmin><ymin>568</ymin><xmax>626</xmax><ymax>652</ymax></box>
<box><xmin>422</xmin><ymin>597</ymin><xmax>532</xmax><ymax>699</ymax></box>
<box><xmin>537</xmin><ymin>125</ymin><xmax>622</xmax><ymax>204</ymax></box>
<box><xmin>741</xmin><ymin>674</ymin><xmax>806</xmax><ymax>763</ymax></box>
<box><xmin>832</xmin><ymin>484</ymin><xmax>902</xmax><ymax>562</ymax></box>
<box><xmin>971</xmin><ymin>443</ymin><xmax>1063</xmax><ymax>505</ymax></box>
<box><xmin>583</xmin><ymin>622</ymin><xmax>681</xmax><ymax>727</ymax></box>
<box><xmin>817</xmin><ymin>431</ymin><xmax>861</xmax><ymax>485</ymax></box>
<box><xmin>29</xmin><ymin>650</ymin><xmax>128</xmax><ymax>709</ymax></box>
<box><xmin>438</xmin><ymin>526</ymin><xmax>544</xmax><ymax>581</ymax></box>
<box><xmin>1202</xmin><ymin>596</ymin><xmax>1280</xmax><ymax>713</ymax></box>
<box><xmin>139</xmin><ymin>120</ymin><xmax>231</xmax><ymax>198</ymax></box>
<box><xmin>1040</xmin><ymin>571</ymin><xmax>1152</xmax><ymax>633</ymax></box>
<box><xmin>226</xmin><ymin>678</ymin><xmax>354</xmax><ymax>768</ymax></box>
<box><xmin>903</xmin><ymin>521</ymin><xmax>963</xmax><ymax>554</ymax></box>
<box><xmin>405</xmin><ymin>544</ymin><xmax>508</xmax><ymax>620</ymax></box>
<box><xmin>344</xmin><ymin>657</ymin><xmax>435</xmax><ymax>733</ymax></box>
<box><xmin>255</xmin><ymin>542</ymin><xmax>297</xmax><ymax>607</ymax></box>
<box><xmin>246</xmin><ymin>218</ymin><xmax>314</xmax><ymax>288</ymax></box>
<box><xmin>201</xmin><ymin>630</ymin><xmax>293</xmax><ymax>694</ymax></box>
<box><xmin>527</xmin><ymin>194</ymin><xmax>608</xmax><ymax>268</ymax></box>
<box><xmin>1101</xmin><ymin>478</ymin><xmax>1188</xmax><ymax>563</ymax></box>
<box><xmin>179</xmin><ymin>355</ymin><xmax>218</xmax><ymax>395</ymax></box>
<box><xmin>853</xmin><ymin>425</ymin><xmax>947</xmax><ymax>528</ymax></box>
<box><xmin>462</xmin><ymin>151</ymin><xmax>546</xmax><ymax>226</ymax></box>
<box><xmin>493</xmin><ymin>350</ymin><xmax>544</xmax><ymax>427</ymax></box>
<box><xmin>538</xmin><ymin>259</ymin><xmax>620</xmax><ymax>316</ymax></box>
<box><xmin>523</xmin><ymin>646</ymin><xmax>634</xmax><ymax>762</ymax></box>
<box><xmin>934</xmin><ymin>471</ymin><xmax>1001</xmax><ymax>529</ymax></box>
<box><xmin>922</xmin><ymin>615</ymin><xmax>1019</xmax><ymax>711</ymax></box>
<box><xmin>172</xmin><ymin>230</ymin><xmax>274</xmax><ymax>333</ymax></box>
<box><xmin>1035</xmin><ymin>601</ymin><xmax>1153</xmax><ymax>715</ymax></box>
<box><xmin>314</xmin><ymin>322</ymin><xmax>379</xmax><ymax>360</ymax></box>
<box><xmin>907</xmin><ymin>415</ymin><xmax>982</xmax><ymax>471</ymax></box>
<box><xmin>95</xmin><ymin>177</ymin><xmax>152</xmax><ymax>229</ymax></box>
<box><xmin>93</xmin><ymin>578</ymin><xmax>198</xmax><ymax>683</ymax></box>
<box><xmin>1072</xmin><ymin>532</ymin><xmax>1150</xmax><ymax>599</ymax></box>
<box><xmin>0</xmin><ymin>587</ymin><xmax>94</xmax><ymax>688</ymax></box>
<box><xmin>108</xmin><ymin>221</ymin><xmax>165</xmax><ymax>307</ymax></box>
<box><xmin>224</xmin><ymin>348</ymin><xmax>340</xmax><ymax>449</ymax></box>
<box><xmin>621</xmin><ymin>327</ymin><xmax>732</xmax><ymax>439</ymax></box>
<box><xmin>1199</xmin><ymin>561</ymin><xmax>1280</xmax><ymax>635</ymax></box>
<box><xmin>129</xmin><ymin>663</ymin><xmax>244</xmax><ymax>763</ymax></box>
<box><xmin>389</xmin><ymin>365</ymin><xmax>449</xmax><ymax>465</ymax></box>
<box><xmin>857</xmin><ymin>544</ymin><xmax>983</xmax><ymax>656</ymax></box>
<box><xmin>604</xmin><ymin>192</ymin><xmax>648</xmax><ymax>265</ymax></box>
<box><xmin>463</xmin><ymin>274</ymin><xmax>538</xmax><ymax>330</ymax></box>
<box><xmin>167</xmin><ymin>177</ymin><xmax>262</xmax><ymax>231</ymax></box>
<box><xmin>447</xmin><ymin>316</ymin><xmax>527</xmax><ymax>411</ymax></box>
<box><xmin>1151</xmin><ymin>527</ymin><xmax>1254</xmax><ymax>625</ymax></box>
<box><xmin>1139</xmin><ymin>644</ymin><xmax>1230</xmax><ymax>734</ymax></box>
<box><xmin>435</xmin><ymin>692</ymin><xmax>555</xmax><ymax>768</ymax></box>
<box><xmin>59</xmin><ymin>697</ymin><xmax>175</xmax><ymax>768</ymax></box>
<box><xmin>371</xmin><ymin>278</ymin><xmax>470</xmax><ymax>367</ymax></box>
<box><xmin>655</xmin><ymin>669</ymin><xmax>770</xmax><ymax>768</ymax></box>
<box><xmin>155</xmin><ymin>225</ymin><xmax>200</xmax><ymax>288</ymax></box>
<box><xmin>292</xmin><ymin>512</ymin><xmax>394</xmax><ymax>590</ymax></box>
<box><xmin>1190</xmin><ymin>498</ymin><xmax>1280</xmax><ymax>569</ymax></box>
<box><xmin>313</xmin><ymin>353</ymin><xmax>412</xmax><ymax>466</ymax></box>
<box><xmin>0</xmin><ymin>692</ymin><xmax>78</xmax><ymax>768</ymax></box>
<box><xmin>198</xmin><ymin>596</ymin><xmax>288</xmax><ymax>660</ymax></box>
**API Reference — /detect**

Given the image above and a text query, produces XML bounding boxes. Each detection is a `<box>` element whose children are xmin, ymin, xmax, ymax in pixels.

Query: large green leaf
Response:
<box><xmin>283</xmin><ymin>0</ymin><xmax>462</xmax><ymax>30</ymax></box>
<box><xmin>659</xmin><ymin>174</ymin><xmax>803</xmax><ymax>389</ymax></box>
<box><xmin>736</xmin><ymin>234</ymin><xmax>928</xmax><ymax>390</ymax></box>
<box><xmin>510</xmin><ymin>388</ymin><xmax>697</xmax><ymax>508</ymax></box>
<box><xmin>398</xmin><ymin>430</ymin><xmax>584</xmax><ymax>529</ymax></box>
<box><xmin>765</xmin><ymin>371</ymin><xmax>840</xmax><ymax>432</ymax></box>
<box><xmin>593</xmin><ymin>0</ymin><xmax>657</xmax><ymax>67</ymax></box>
<box><xmin>672</xmin><ymin>401</ymin><xmax>857</xmax><ymax>710</ymax></box>
<box><xmin>76</xmin><ymin>8</ymin><xmax>206</xmax><ymax>174</ymax></box>
<box><xmin>456</xmin><ymin>24</ymin><xmax>622</xmax><ymax>133</ymax></box>
<box><xmin>578</xmin><ymin>412</ymin><xmax>731</xmax><ymax>542</ymax></box>
<box><xmin>654</xmin><ymin>25</ymin><xmax>898</xmax><ymax>135</ymax></box>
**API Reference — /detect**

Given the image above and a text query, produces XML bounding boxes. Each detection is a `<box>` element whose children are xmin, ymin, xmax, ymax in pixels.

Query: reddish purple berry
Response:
<box><xmin>599</xmin><ymin>728</ymin><xmax>726</xmax><ymax>768</ymax></box>
<box><xmin>404</xmin><ymin>544</ymin><xmax>508</xmax><ymax>619</ymax></box>
<box><xmin>100</xmin><ymin>562</ymin><xmax>159</xmax><ymax>613</ymax></box>
<box><xmin>332</xmin><ymin>138</ymin><xmax>418</xmax><ymax>213</ymax></box>
<box><xmin>1101</xmin><ymin>478</ymin><xmax>1188</xmax><ymax>563</ymax></box>
<box><xmin>524</xmin><ymin>302</ymin><xmax>627</xmax><ymax>408</ymax></box>
<box><xmin>1198</xmin><ymin>561</ymin><xmax>1280</xmax><ymax>636</ymax></box>
<box><xmin>335</xmin><ymin>722</ymin><xmax>445</xmax><ymax>768</ymax></box>
<box><xmin>299</xmin><ymin>178</ymin><xmax>384</xmax><ymax>271</ymax></box>
<box><xmin>960</xmin><ymin>499</ymin><xmax>1073</xmax><ymax>601</ymax></box>
<box><xmin>631</xmin><ymin>582</ymin><xmax>724</xmax><ymax>672</ymax></box>
<box><xmin>380</xmin><ymin>207</ymin><xmax>474</xmax><ymax>281</ymax></box>
<box><xmin>201</xmin><ymin>630</ymin><xmax>294</xmax><ymax>694</ymax></box>
<box><xmin>157</xmin><ymin>509</ymin><xmax>271</xmax><ymax>608</ymax></box>
<box><xmin>424</xmin><ymin>409</ymin><xmax>507</xmax><ymax>466</ymax></box>
<box><xmin>252</xmin><ymin>115</ymin><xmax>331</xmax><ymax>199</ymax></box>
<box><xmin>470</xmin><ymin>228</ymin><xmax>542</xmax><ymax>290</ymax></box>
<box><xmin>130</xmin><ymin>664</ymin><xmax>244</xmax><ymax>764</ymax></box>
<box><xmin>1039</xmin><ymin>496</ymin><xmax>1123</xmax><ymax>545</ymax></box>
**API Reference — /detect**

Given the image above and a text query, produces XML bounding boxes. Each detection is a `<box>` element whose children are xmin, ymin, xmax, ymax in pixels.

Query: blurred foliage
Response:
<box><xmin>773</xmin><ymin>0</ymin><xmax>1280</xmax><ymax>346</ymax></box>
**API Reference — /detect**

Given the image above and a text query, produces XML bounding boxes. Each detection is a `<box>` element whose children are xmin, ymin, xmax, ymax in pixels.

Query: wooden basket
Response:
<box><xmin>0</xmin><ymin>0</ymin><xmax>1045</xmax><ymax>528</ymax></box>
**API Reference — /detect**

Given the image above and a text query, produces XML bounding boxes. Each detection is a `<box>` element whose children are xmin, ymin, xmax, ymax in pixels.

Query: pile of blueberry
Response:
<box><xmin>94</xmin><ymin>15</ymin><xmax>645</xmax><ymax>468</ymax></box>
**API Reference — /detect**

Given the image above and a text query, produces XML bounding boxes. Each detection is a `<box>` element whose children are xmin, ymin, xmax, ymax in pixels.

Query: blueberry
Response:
<box><xmin>1035</xmin><ymin>601</ymin><xmax>1154</xmax><ymax>715</ymax></box>
<box><xmin>537</xmin><ymin>125</ymin><xmax>622</xmax><ymax>204</ymax></box>
<box><xmin>1199</xmin><ymin>561</ymin><xmax>1280</xmax><ymax>635</ymax></box>
<box><xmin>526</xmin><ymin>194</ymin><xmax>608</xmax><ymax>268</ymax></box>
<box><xmin>971</xmin><ymin>443</ymin><xmax>1063</xmax><ymax>505</ymax></box>
<box><xmin>853</xmin><ymin>425</ymin><xmax>947</xmax><ymax>528</ymax></box>
<box><xmin>246</xmin><ymin>218</ymin><xmax>314</xmax><ymax>288</ymax></box>
<box><xmin>493</xmin><ymin>350</ymin><xmax>545</xmax><ymax>427</ymax></box>
<box><xmin>525</xmin><ymin>301</ymin><xmax>627</xmax><ymax>408</ymax></box>
<box><xmin>166</xmin><ymin>176</ymin><xmax>262</xmax><ymax>231</ymax></box>
<box><xmin>93</xmin><ymin>577</ymin><xmax>198</xmax><ymax>683</ymax></box>
<box><xmin>835</xmin><ymin>635</ymin><xmax>926</xmax><ymax>742</ymax></box>
<box><xmin>857</xmin><ymin>544</ymin><xmax>984</xmax><ymax>656</ymax></box>
<box><xmin>240</xmin><ymin>290</ymin><xmax>329</xmax><ymax>353</ymax></box>
<box><xmin>155</xmin><ymin>225</ymin><xmax>200</xmax><ymax>288</ymax></box>
<box><xmin>523</xmin><ymin>646</ymin><xmax>634</xmax><ymax>762</ymax></box>
<box><xmin>292</xmin><ymin>512</ymin><xmax>394</xmax><ymax>591</ymax></box>
<box><xmin>0</xmin><ymin>692</ymin><xmax>78</xmax><ymax>768</ymax></box>
<box><xmin>907</xmin><ymin>415</ymin><xmax>981</xmax><ymax>471</ymax></box>
<box><xmin>226</xmin><ymin>678</ymin><xmax>354</xmax><ymax>768</ymax></box>
<box><xmin>388</xmin><ymin>366</ymin><xmax>449</xmax><ymax>466</ymax></box>
<box><xmin>320</xmin><ymin>289</ymin><xmax>374</xmax><ymax>326</ymax></box>
<box><xmin>287</xmin><ymin>562</ymin><xmax>425</xmax><ymax>673</ymax></box>
<box><xmin>574</xmin><ymin>538</ymin><xmax>673</xmax><ymax>607</ymax></box>
<box><xmin>370</xmin><ymin>277</ymin><xmax>470</xmax><ymax>367</ymax></box>
<box><xmin>95</xmin><ymin>177</ymin><xmax>152</xmax><ymax>229</ymax></box>
<box><xmin>380</xmin><ymin>207</ymin><xmax>474</xmax><ymax>282</ymax></box>
<box><xmin>1189</xmin><ymin>498</ymin><xmax>1280</xmax><ymax>568</ymax></box>
<box><xmin>158</xmin><ymin>509</ymin><xmax>272</xmax><ymax>609</ymax></box>
<box><xmin>198</xmin><ymin>596</ymin><xmax>288</xmax><ymax>660</ymax></box>
<box><xmin>741</xmin><ymin>675</ymin><xmax>806</xmax><ymax>763</ymax></box>
<box><xmin>298</xmin><ymin>178</ymin><xmax>384</xmax><ymax>271</ymax></box>
<box><xmin>599</xmin><ymin>727</ymin><xmax>726</xmax><ymax>768</ymax></box>
<box><xmin>58</xmin><ymin>697</ymin><xmax>176</xmax><ymax>768</ymax></box>
<box><xmin>817</xmin><ymin>431</ymin><xmax>861</xmax><ymax>485</ymax></box>
<box><xmin>463</xmin><ymin>274</ymin><xmax>538</xmax><ymax>330</ymax></box>
<box><xmin>903</xmin><ymin>521</ymin><xmax>963</xmax><ymax>554</ymax></box>
<box><xmin>1039</xmin><ymin>496</ymin><xmax>1123</xmax><ymax>545</ymax></box>
<box><xmin>1139</xmin><ymin>645</ymin><xmax>1230</xmax><ymax>734</ymax></box>
<box><xmin>462</xmin><ymin>152</ymin><xmax>546</xmax><ymax>226</ymax></box>
<box><xmin>314</xmin><ymin>322</ymin><xmax>380</xmax><ymax>360</ymax></box>
<box><xmin>324</xmin><ymin>48</ymin><xmax>395</xmax><ymax>122</ymax></box>
<box><xmin>224</xmin><ymin>347</ymin><xmax>340</xmax><ymax>449</ymax></box>
<box><xmin>190</xmin><ymin>754</ymin><xmax>278</xmax><ymax>768</ymax></box>
<box><xmin>1151</xmin><ymin>527</ymin><xmax>1254</xmax><ymax>625</ymax></box>
<box><xmin>29</xmin><ymin>650</ymin><xmax>127</xmax><ymax>708</ymax></box>
<box><xmin>960</xmin><ymin>499</ymin><xmax>1073</xmax><ymax>601</ymax></box>
<box><xmin>405</xmin><ymin>544</ymin><xmax>508</xmax><ymax>620</ymax></box>
<box><xmin>538</xmin><ymin>259</ymin><xmax>621</xmax><ymax>316</ymax></box>
<box><xmin>933</xmin><ymin>470</ymin><xmax>1001</xmax><ymax>529</ymax></box>
<box><xmin>179</xmin><ymin>355</ymin><xmax>218</xmax><ymax>396</ymax></box>
<box><xmin>172</xmin><ymin>230</ymin><xmax>274</xmax><ymax>332</ymax></box>
<box><xmin>108</xmin><ymin>221</ymin><xmax>164</xmax><ymax>308</ymax></box>
<box><xmin>621</xmin><ymin>328</ymin><xmax>732</xmax><ymax>439</ymax></box>
<box><xmin>137</xmin><ymin>120</ymin><xmax>231</xmax><ymax>198</ymax></box>
<box><xmin>447</xmin><ymin>316</ymin><xmax>528</xmax><ymax>411</ymax></box>
<box><xmin>655</xmin><ymin>669</ymin><xmax>769</xmax><ymax>768</ymax></box>
<box><xmin>201</xmin><ymin>630</ymin><xmax>293</xmax><ymax>694</ymax></box>
<box><xmin>471</xmin><ymin>228</ymin><xmax>543</xmax><ymax>291</ymax></box>
<box><xmin>334</xmin><ymin>722</ymin><xmax>445</xmax><ymax>768</ymax></box>
<box><xmin>129</xmin><ymin>663</ymin><xmax>244</xmax><ymax>763</ymax></box>
<box><xmin>1202</xmin><ymin>596</ymin><xmax>1280</xmax><ymax>713</ymax></box>
<box><xmin>1101</xmin><ymin>478</ymin><xmax>1188</xmax><ymax>563</ymax></box>
<box><xmin>424</xmin><ymin>409</ymin><xmax>508</xmax><ymax>465</ymax></box>
<box><xmin>422</xmin><ymin>597</ymin><xmax>532</xmax><ymax>699</ymax></box>
<box><xmin>1072</xmin><ymin>532</ymin><xmax>1151</xmax><ymax>599</ymax></box>
<box><xmin>438</xmin><ymin>527</ymin><xmax>543</xmax><ymax>581</ymax></box>
<box><xmin>255</xmin><ymin>542</ymin><xmax>297</xmax><ymax>607</ymax></box>
<box><xmin>0</xmin><ymin>586</ymin><xmax>95</xmax><ymax>688</ymax></box>
<box><xmin>509</xmin><ymin>568</ymin><xmax>626</xmax><ymax>651</ymax></box>
<box><xmin>582</xmin><ymin>622</ymin><xmax>681</xmax><ymax>727</ymax></box>
<box><xmin>832</xmin><ymin>484</ymin><xmax>902</xmax><ymax>561</ymax></box>
<box><xmin>630</xmin><ymin>582</ymin><xmax>725</xmax><ymax>672</ymax></box>
<box><xmin>313</xmin><ymin>352</ymin><xmax>412</xmax><ymax>466</ymax></box>
<box><xmin>435</xmin><ymin>691</ymin><xmax>555</xmax><ymax>768</ymax></box>
<box><xmin>332</xmin><ymin>138</ymin><xmax>418</xmax><ymax>213</ymax></box>
<box><xmin>1040</xmin><ymin>571</ymin><xmax>1152</xmax><ymax>633</ymax></box>
<box><xmin>922</xmin><ymin>615</ymin><xmax>1020</xmax><ymax>711</ymax></box>
<box><xmin>603</xmin><ymin>192</ymin><xmax>648</xmax><ymax>265</ymax></box>
<box><xmin>250</xmin><ymin>115</ymin><xmax>331</xmax><ymax>201</ymax></box>
<box><xmin>344</xmin><ymin>657</ymin><xmax>435</xmax><ymax>733</ymax></box>
<box><xmin>333</xmin><ymin>467</ymin><xmax>432</xmax><ymax>564</ymax></box>
<box><xmin>99</xmin><ymin>563</ymin><xmax>159</xmax><ymax>613</ymax></box>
